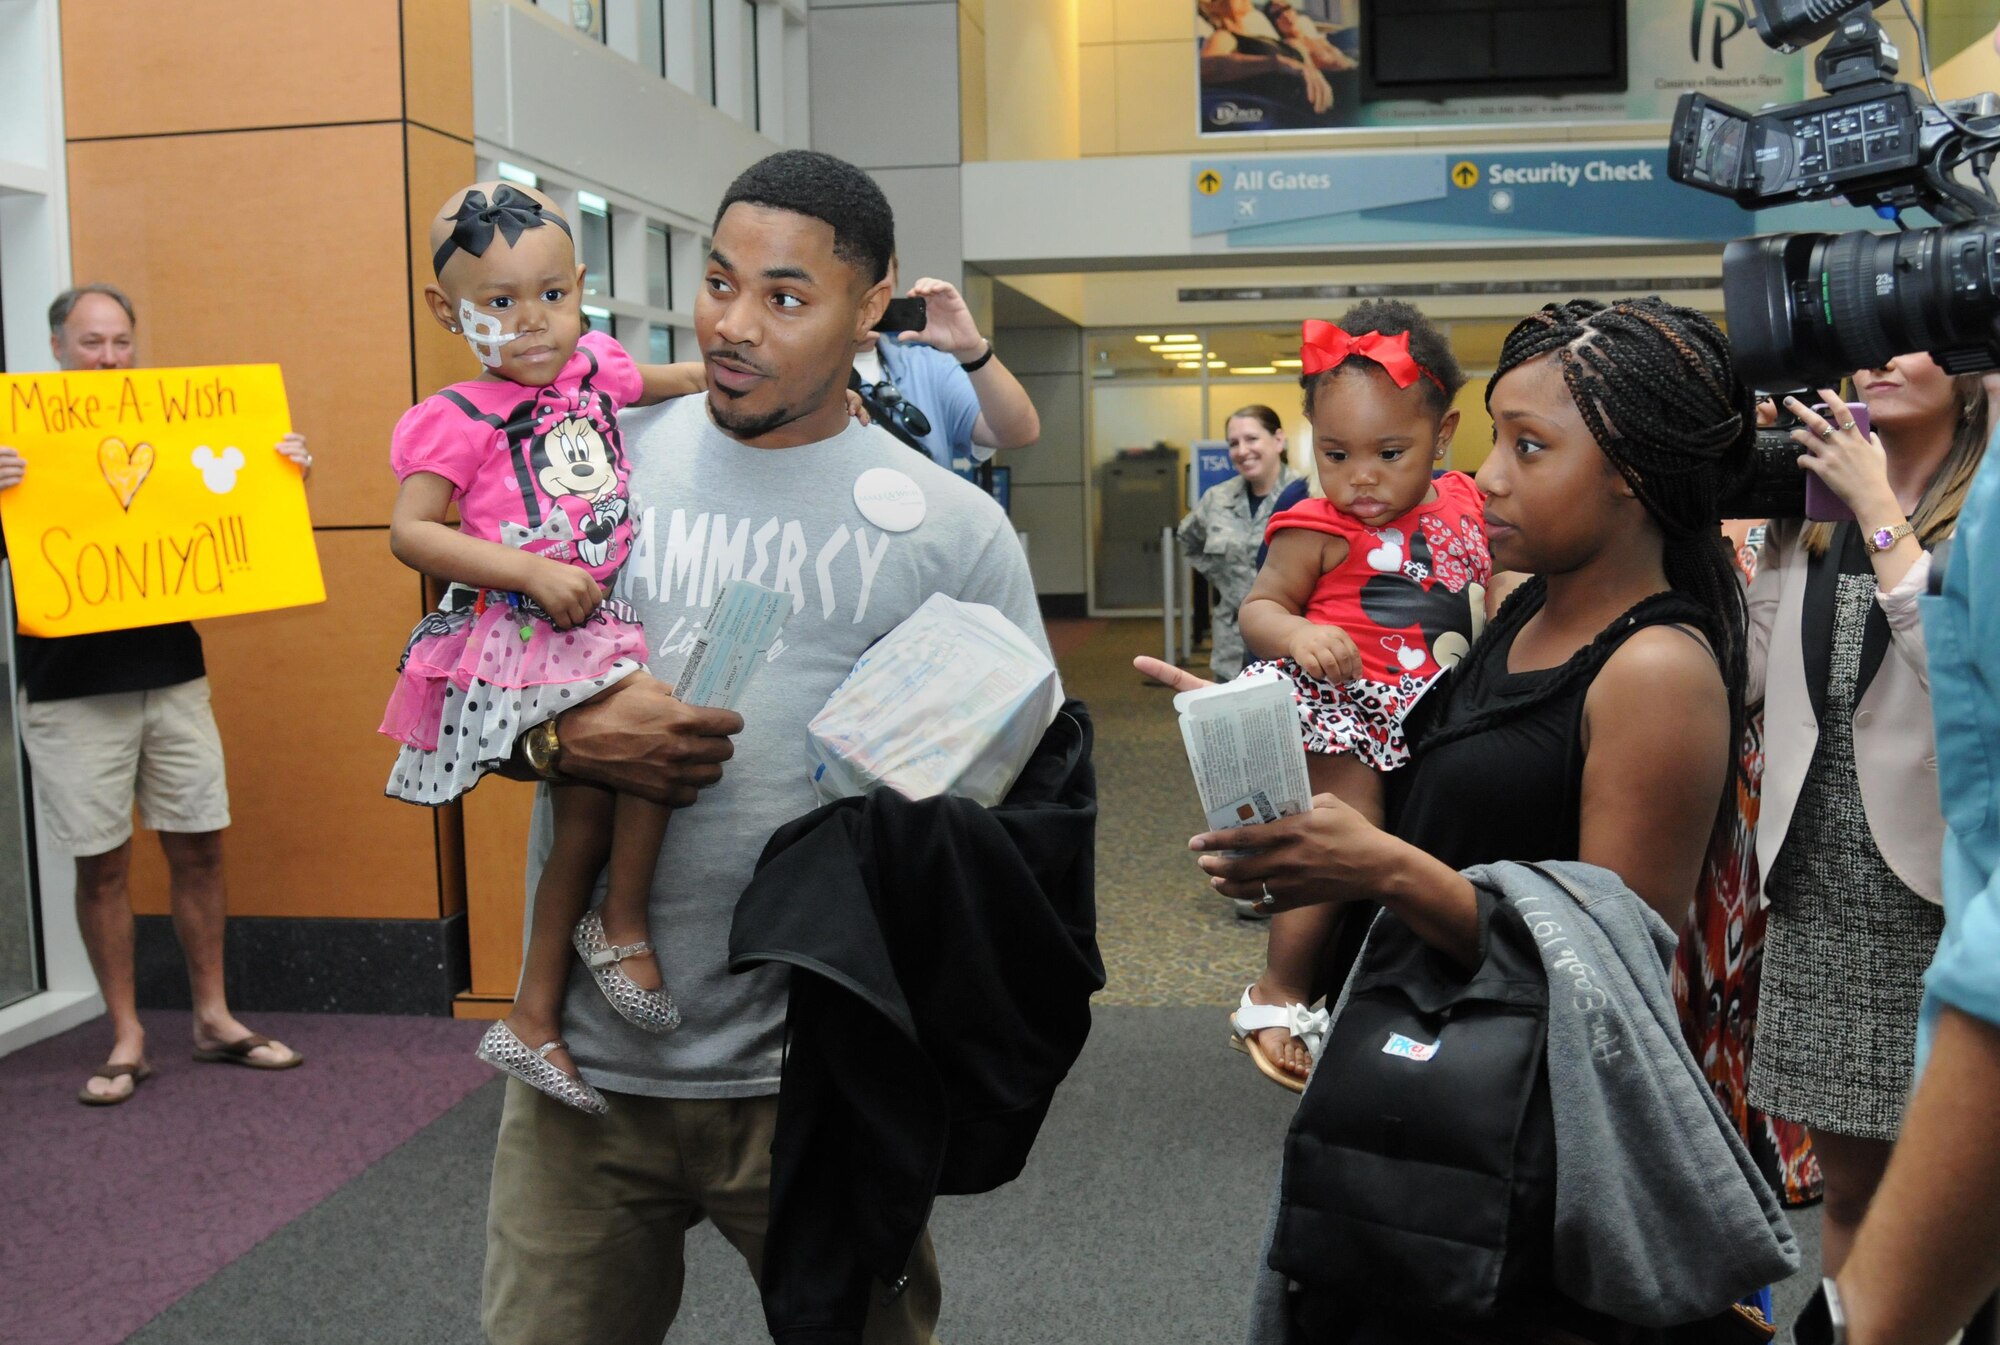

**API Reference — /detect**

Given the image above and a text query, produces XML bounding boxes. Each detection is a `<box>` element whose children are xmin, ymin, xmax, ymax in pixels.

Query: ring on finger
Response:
<box><xmin>1259</xmin><ymin>883</ymin><xmax>1277</xmax><ymax>909</ymax></box>
<box><xmin>1817</xmin><ymin>422</ymin><xmax>1836</xmax><ymax>441</ymax></box>
<box><xmin>1836</xmin><ymin>420</ymin><xmax>1857</xmax><ymax>433</ymax></box>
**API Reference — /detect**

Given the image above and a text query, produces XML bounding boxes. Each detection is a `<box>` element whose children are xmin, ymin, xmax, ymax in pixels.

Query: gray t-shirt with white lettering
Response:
<box><xmin>529</xmin><ymin>393</ymin><xmax>1045</xmax><ymax>1098</ymax></box>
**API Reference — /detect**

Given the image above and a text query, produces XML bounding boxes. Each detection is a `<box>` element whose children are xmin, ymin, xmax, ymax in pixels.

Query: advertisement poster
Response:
<box><xmin>1198</xmin><ymin>1</ymin><xmax>1805</xmax><ymax>137</ymax></box>
<box><xmin>0</xmin><ymin>364</ymin><xmax>325</xmax><ymax>637</ymax></box>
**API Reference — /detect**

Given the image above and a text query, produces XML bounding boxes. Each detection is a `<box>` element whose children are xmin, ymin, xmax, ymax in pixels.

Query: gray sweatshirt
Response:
<box><xmin>528</xmin><ymin>395</ymin><xmax>1045</xmax><ymax>1099</ymax></box>
<box><xmin>1248</xmin><ymin>861</ymin><xmax>1798</xmax><ymax>1339</ymax></box>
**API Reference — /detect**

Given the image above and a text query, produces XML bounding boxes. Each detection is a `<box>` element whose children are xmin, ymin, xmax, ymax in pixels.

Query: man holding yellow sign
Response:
<box><xmin>0</xmin><ymin>286</ymin><xmax>316</xmax><ymax>1104</ymax></box>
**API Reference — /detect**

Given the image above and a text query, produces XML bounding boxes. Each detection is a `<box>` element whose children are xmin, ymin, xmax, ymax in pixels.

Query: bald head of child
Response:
<box><xmin>423</xmin><ymin>181</ymin><xmax>586</xmax><ymax>385</ymax></box>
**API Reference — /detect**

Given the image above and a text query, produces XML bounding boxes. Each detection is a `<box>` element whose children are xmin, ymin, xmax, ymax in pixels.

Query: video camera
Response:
<box><xmin>1666</xmin><ymin>0</ymin><xmax>2000</xmax><ymax>388</ymax></box>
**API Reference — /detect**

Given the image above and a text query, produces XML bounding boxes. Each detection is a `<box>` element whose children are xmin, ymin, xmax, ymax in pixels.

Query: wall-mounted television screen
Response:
<box><xmin>1358</xmin><ymin>0</ymin><xmax>1627</xmax><ymax>103</ymax></box>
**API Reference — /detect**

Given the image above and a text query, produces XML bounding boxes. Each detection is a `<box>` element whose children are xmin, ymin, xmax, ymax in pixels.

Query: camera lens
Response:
<box><xmin>1722</xmin><ymin>224</ymin><xmax>2000</xmax><ymax>387</ymax></box>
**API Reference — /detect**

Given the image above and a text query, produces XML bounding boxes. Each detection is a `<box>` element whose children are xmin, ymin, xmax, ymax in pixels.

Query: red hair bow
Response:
<box><xmin>1299</xmin><ymin>320</ymin><xmax>1439</xmax><ymax>391</ymax></box>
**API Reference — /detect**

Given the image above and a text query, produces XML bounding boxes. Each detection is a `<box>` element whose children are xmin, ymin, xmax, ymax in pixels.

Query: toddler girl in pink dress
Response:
<box><xmin>381</xmin><ymin>183</ymin><xmax>712</xmax><ymax>1114</ymax></box>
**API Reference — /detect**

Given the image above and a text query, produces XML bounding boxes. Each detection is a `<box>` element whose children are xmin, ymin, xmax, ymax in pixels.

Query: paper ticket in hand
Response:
<box><xmin>1173</xmin><ymin>673</ymin><xmax>1313</xmax><ymax>834</ymax></box>
<box><xmin>673</xmin><ymin>579</ymin><xmax>788</xmax><ymax>710</ymax></box>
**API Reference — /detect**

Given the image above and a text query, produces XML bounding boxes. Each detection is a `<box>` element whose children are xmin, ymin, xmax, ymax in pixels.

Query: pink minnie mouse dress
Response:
<box><xmin>1239</xmin><ymin>470</ymin><xmax>1490</xmax><ymax>772</ymax></box>
<box><xmin>381</xmin><ymin>330</ymin><xmax>650</xmax><ymax>805</ymax></box>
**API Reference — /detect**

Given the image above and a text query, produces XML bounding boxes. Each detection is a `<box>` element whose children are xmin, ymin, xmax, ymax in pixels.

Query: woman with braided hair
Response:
<box><xmin>1141</xmin><ymin>297</ymin><xmax>1766</xmax><ymax>1342</ymax></box>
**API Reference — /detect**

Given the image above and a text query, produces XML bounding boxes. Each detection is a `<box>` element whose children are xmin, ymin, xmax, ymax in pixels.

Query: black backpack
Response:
<box><xmin>1270</xmin><ymin>890</ymin><xmax>1556</xmax><ymax>1318</ymax></box>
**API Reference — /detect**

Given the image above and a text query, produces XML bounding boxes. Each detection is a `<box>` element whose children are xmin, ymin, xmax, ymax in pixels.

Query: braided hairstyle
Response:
<box><xmin>1417</xmin><ymin>298</ymin><xmax>1754</xmax><ymax>784</ymax></box>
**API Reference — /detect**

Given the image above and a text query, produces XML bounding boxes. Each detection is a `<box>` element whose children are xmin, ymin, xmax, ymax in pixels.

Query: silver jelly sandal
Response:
<box><xmin>474</xmin><ymin>1021</ymin><xmax>608</xmax><ymax>1115</ymax></box>
<box><xmin>573</xmin><ymin>911</ymin><xmax>680</xmax><ymax>1034</ymax></box>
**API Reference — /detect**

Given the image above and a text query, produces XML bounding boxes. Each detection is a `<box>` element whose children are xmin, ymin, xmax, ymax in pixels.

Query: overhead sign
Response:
<box><xmin>1190</xmin><ymin>148</ymin><xmax>1880</xmax><ymax>247</ymax></box>
<box><xmin>0</xmin><ymin>364</ymin><xmax>325</xmax><ymax>636</ymax></box>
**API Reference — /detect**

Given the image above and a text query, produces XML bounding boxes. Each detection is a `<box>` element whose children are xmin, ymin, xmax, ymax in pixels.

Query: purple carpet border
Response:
<box><xmin>0</xmin><ymin>1009</ymin><xmax>491</xmax><ymax>1345</ymax></box>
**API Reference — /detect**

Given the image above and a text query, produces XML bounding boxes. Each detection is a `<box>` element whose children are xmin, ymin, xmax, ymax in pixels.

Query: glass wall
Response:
<box><xmin>539</xmin><ymin>0</ymin><xmax>803</xmax><ymax>143</ymax></box>
<box><xmin>0</xmin><ymin>578</ymin><xmax>39</xmax><ymax>1012</ymax></box>
<box><xmin>1085</xmin><ymin>321</ymin><xmax>1507</xmax><ymax>613</ymax></box>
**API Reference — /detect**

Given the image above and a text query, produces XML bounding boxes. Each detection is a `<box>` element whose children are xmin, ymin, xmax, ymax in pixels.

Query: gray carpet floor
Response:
<box><xmin>126</xmin><ymin>1004</ymin><xmax>1823</xmax><ymax>1345</ymax></box>
<box><xmin>129</xmin><ymin>1006</ymin><xmax>1301</xmax><ymax>1344</ymax></box>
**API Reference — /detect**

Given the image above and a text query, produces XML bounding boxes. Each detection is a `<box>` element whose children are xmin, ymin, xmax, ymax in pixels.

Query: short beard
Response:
<box><xmin>707</xmin><ymin>397</ymin><xmax>797</xmax><ymax>439</ymax></box>
<box><xmin>705</xmin><ymin>364</ymin><xmax>846</xmax><ymax>441</ymax></box>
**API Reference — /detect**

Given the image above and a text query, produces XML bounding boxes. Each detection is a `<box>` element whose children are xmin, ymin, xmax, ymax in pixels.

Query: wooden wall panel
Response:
<box><xmin>60</xmin><ymin>0</ymin><xmax>404</xmax><ymax>141</ymax></box>
<box><xmin>461</xmin><ymin>777</ymin><xmax>536</xmax><ymax>998</ymax></box>
<box><xmin>407</xmin><ymin>126</ymin><xmax>484</xmax><ymax>398</ymax></box>
<box><xmin>67</xmin><ymin>125</ymin><xmax>413</xmax><ymax>529</ymax></box>
<box><xmin>129</xmin><ymin>531</ymin><xmax>439</xmax><ymax>919</ymax></box>
<box><xmin>404</xmin><ymin>0</ymin><xmax>476</xmax><ymax>142</ymax></box>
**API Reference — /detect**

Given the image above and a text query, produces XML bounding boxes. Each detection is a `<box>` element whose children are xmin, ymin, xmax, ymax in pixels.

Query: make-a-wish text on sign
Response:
<box><xmin>0</xmin><ymin>364</ymin><xmax>325</xmax><ymax>637</ymax></box>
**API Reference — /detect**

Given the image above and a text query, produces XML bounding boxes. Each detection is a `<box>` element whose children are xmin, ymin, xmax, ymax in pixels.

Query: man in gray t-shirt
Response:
<box><xmin>483</xmin><ymin>151</ymin><xmax>1038</xmax><ymax>1345</ymax></box>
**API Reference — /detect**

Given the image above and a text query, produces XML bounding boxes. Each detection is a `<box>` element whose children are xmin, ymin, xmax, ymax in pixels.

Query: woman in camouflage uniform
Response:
<box><xmin>1177</xmin><ymin>405</ymin><xmax>1300</xmax><ymax>679</ymax></box>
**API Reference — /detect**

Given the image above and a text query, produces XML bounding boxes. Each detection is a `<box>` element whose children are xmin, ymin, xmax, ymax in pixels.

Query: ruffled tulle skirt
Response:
<box><xmin>380</xmin><ymin>587</ymin><xmax>648</xmax><ymax>805</ymax></box>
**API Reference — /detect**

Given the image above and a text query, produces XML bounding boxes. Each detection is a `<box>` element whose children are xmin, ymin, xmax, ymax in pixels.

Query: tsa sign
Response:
<box><xmin>1194</xmin><ymin>441</ymin><xmax>1235</xmax><ymax>498</ymax></box>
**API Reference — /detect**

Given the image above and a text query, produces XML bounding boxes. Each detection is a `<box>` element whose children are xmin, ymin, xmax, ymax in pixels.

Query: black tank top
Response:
<box><xmin>1387</xmin><ymin>587</ymin><xmax>1713</xmax><ymax>868</ymax></box>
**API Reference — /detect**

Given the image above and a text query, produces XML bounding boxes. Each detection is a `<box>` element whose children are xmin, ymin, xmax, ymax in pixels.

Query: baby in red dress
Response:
<box><xmin>1229</xmin><ymin>302</ymin><xmax>1491</xmax><ymax>1091</ymax></box>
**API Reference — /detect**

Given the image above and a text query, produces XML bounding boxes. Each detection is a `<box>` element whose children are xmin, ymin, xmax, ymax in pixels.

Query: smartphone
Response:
<box><xmin>1804</xmin><ymin>401</ymin><xmax>1869</xmax><ymax>523</ymax></box>
<box><xmin>873</xmin><ymin>297</ymin><xmax>927</xmax><ymax>334</ymax></box>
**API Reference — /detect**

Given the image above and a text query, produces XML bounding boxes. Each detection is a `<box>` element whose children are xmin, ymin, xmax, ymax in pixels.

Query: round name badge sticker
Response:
<box><xmin>852</xmin><ymin>467</ymin><xmax>926</xmax><ymax>533</ymax></box>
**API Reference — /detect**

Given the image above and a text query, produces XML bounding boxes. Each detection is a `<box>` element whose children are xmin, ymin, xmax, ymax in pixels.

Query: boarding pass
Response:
<box><xmin>672</xmin><ymin>579</ymin><xmax>788</xmax><ymax>710</ymax></box>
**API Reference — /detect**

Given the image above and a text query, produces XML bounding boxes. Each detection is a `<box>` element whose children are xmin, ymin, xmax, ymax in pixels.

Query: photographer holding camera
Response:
<box><xmin>852</xmin><ymin>268</ymin><xmax>1039</xmax><ymax>477</ymax></box>
<box><xmin>1796</xmin><ymin>361</ymin><xmax>2000</xmax><ymax>1345</ymax></box>
<box><xmin>1743</xmin><ymin>354</ymin><xmax>1989</xmax><ymax>1281</ymax></box>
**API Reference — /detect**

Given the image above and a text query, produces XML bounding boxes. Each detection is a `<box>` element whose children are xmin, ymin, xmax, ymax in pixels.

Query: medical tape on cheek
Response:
<box><xmin>458</xmin><ymin>298</ymin><xmax>522</xmax><ymax>368</ymax></box>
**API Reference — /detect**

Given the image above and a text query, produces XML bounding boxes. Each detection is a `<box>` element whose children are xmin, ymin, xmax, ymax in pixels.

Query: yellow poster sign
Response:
<box><xmin>0</xmin><ymin>364</ymin><xmax>325</xmax><ymax>637</ymax></box>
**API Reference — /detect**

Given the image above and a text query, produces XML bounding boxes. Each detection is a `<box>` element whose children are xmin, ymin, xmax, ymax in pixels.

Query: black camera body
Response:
<box><xmin>1668</xmin><ymin>82</ymin><xmax>1929</xmax><ymax>214</ymax></box>
<box><xmin>1665</xmin><ymin>0</ymin><xmax>2000</xmax><ymax>387</ymax></box>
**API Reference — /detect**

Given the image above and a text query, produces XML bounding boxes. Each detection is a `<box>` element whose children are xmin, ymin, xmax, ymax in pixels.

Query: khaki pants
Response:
<box><xmin>483</xmin><ymin>1080</ymin><xmax>943</xmax><ymax>1345</ymax></box>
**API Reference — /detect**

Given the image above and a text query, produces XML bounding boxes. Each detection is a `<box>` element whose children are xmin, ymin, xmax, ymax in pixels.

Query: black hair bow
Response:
<box><xmin>431</xmin><ymin>185</ymin><xmax>574</xmax><ymax>277</ymax></box>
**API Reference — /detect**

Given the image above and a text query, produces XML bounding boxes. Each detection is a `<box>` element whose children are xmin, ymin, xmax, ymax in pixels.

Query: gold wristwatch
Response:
<box><xmin>522</xmin><ymin>718</ymin><xmax>564</xmax><ymax>780</ymax></box>
<box><xmin>1866</xmin><ymin>520</ymin><xmax>1915</xmax><ymax>554</ymax></box>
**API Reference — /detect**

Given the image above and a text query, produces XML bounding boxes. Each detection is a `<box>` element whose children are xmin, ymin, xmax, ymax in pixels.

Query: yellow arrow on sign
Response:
<box><xmin>1197</xmin><ymin>169</ymin><xmax>1222</xmax><ymax>196</ymax></box>
<box><xmin>1451</xmin><ymin>161</ymin><xmax>1480</xmax><ymax>189</ymax></box>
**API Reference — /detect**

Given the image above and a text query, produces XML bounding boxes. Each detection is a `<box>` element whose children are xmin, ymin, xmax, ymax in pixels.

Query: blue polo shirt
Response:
<box><xmin>1918</xmin><ymin>426</ymin><xmax>2000</xmax><ymax>1059</ymax></box>
<box><xmin>876</xmin><ymin>338</ymin><xmax>984</xmax><ymax>478</ymax></box>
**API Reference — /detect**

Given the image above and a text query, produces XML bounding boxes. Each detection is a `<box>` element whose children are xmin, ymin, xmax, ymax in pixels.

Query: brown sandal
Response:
<box><xmin>192</xmin><ymin>1033</ymin><xmax>304</xmax><ymax>1070</ymax></box>
<box><xmin>78</xmin><ymin>1061</ymin><xmax>154</xmax><ymax>1106</ymax></box>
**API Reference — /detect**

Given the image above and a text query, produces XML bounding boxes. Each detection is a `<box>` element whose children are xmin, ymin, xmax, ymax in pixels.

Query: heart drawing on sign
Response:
<box><xmin>98</xmin><ymin>437</ymin><xmax>156</xmax><ymax>511</ymax></box>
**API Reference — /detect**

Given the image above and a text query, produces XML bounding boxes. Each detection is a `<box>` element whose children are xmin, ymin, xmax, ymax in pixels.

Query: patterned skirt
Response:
<box><xmin>379</xmin><ymin>586</ymin><xmax>648</xmax><ymax>805</ymax></box>
<box><xmin>1670</xmin><ymin>710</ymin><xmax>1822</xmax><ymax>1205</ymax></box>
<box><xmin>1237</xmin><ymin>657</ymin><xmax>1440</xmax><ymax>772</ymax></box>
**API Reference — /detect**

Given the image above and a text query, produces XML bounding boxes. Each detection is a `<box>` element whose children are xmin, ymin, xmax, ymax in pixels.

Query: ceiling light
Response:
<box><xmin>1208</xmin><ymin>360</ymin><xmax>1227</xmax><ymax>367</ymax></box>
<box><xmin>1135</xmin><ymin>334</ymin><xmax>1162</xmax><ymax>343</ymax></box>
<box><xmin>1152</xmin><ymin>344</ymin><xmax>1203</xmax><ymax>354</ymax></box>
<box><xmin>1228</xmin><ymin>366</ymin><xmax>1278</xmax><ymax>375</ymax></box>
<box><xmin>495</xmin><ymin>162</ymin><xmax>539</xmax><ymax>187</ymax></box>
<box><xmin>1272</xmin><ymin>358</ymin><xmax>1303</xmax><ymax>369</ymax></box>
<box><xmin>1176</xmin><ymin>361</ymin><xmax>1202</xmax><ymax>369</ymax></box>
<box><xmin>1164</xmin><ymin>333</ymin><xmax>1198</xmax><ymax>342</ymax></box>
<box><xmin>577</xmin><ymin>190</ymin><xmax>610</xmax><ymax>214</ymax></box>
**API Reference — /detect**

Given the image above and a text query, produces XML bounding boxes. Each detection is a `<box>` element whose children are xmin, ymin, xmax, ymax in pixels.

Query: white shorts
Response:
<box><xmin>20</xmin><ymin>677</ymin><xmax>232</xmax><ymax>856</ymax></box>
